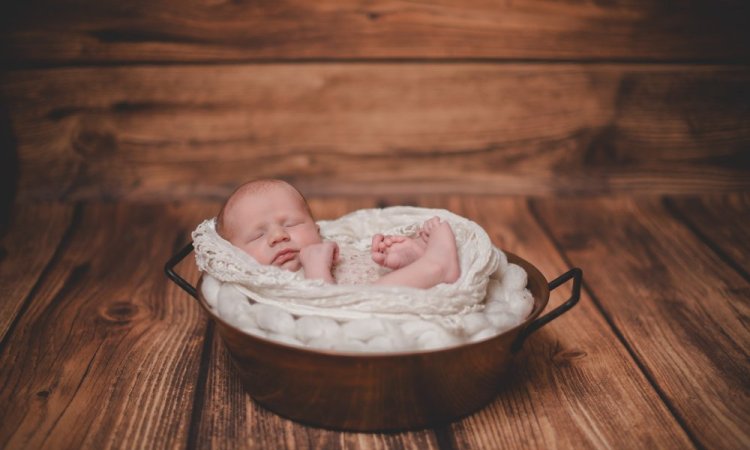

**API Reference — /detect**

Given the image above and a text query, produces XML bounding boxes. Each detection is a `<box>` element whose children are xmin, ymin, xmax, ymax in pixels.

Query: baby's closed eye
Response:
<box><xmin>247</xmin><ymin>231</ymin><xmax>264</xmax><ymax>242</ymax></box>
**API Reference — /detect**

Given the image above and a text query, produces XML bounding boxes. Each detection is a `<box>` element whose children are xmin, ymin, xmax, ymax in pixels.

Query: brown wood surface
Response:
<box><xmin>2</xmin><ymin>64</ymin><xmax>749</xmax><ymax>201</ymax></box>
<box><xmin>0</xmin><ymin>204</ymin><xmax>73</xmax><ymax>342</ymax></box>
<box><xmin>1</xmin><ymin>0</ymin><xmax>748</xmax><ymax>64</ymax></box>
<box><xmin>665</xmin><ymin>194</ymin><xmax>750</xmax><ymax>279</ymax></box>
<box><xmin>0</xmin><ymin>203</ymin><xmax>211</xmax><ymax>449</ymax></box>
<box><xmin>530</xmin><ymin>196</ymin><xmax>750</xmax><ymax>450</ymax></box>
<box><xmin>0</xmin><ymin>196</ymin><xmax>748</xmax><ymax>448</ymax></box>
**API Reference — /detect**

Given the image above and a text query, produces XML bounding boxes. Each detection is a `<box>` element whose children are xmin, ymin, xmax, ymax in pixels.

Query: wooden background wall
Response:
<box><xmin>1</xmin><ymin>0</ymin><xmax>749</xmax><ymax>203</ymax></box>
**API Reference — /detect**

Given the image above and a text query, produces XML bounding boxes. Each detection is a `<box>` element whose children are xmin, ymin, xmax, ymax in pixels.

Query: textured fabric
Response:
<box><xmin>192</xmin><ymin>206</ymin><xmax>500</xmax><ymax>323</ymax></box>
<box><xmin>333</xmin><ymin>245</ymin><xmax>388</xmax><ymax>285</ymax></box>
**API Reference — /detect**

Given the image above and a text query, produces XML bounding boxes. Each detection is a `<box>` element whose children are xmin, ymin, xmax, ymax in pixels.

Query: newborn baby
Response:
<box><xmin>216</xmin><ymin>179</ymin><xmax>460</xmax><ymax>289</ymax></box>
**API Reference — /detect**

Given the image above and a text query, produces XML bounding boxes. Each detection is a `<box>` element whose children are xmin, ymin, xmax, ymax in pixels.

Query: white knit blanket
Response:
<box><xmin>192</xmin><ymin>207</ymin><xmax>500</xmax><ymax>323</ymax></box>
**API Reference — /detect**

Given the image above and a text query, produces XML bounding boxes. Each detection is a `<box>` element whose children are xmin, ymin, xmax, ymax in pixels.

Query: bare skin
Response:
<box><xmin>218</xmin><ymin>180</ymin><xmax>461</xmax><ymax>288</ymax></box>
<box><xmin>372</xmin><ymin>216</ymin><xmax>457</xmax><ymax>270</ymax></box>
<box><xmin>370</xmin><ymin>217</ymin><xmax>460</xmax><ymax>287</ymax></box>
<box><xmin>371</xmin><ymin>234</ymin><xmax>427</xmax><ymax>269</ymax></box>
<box><xmin>299</xmin><ymin>241</ymin><xmax>338</xmax><ymax>283</ymax></box>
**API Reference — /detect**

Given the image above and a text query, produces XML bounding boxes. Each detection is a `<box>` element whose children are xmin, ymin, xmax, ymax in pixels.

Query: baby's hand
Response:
<box><xmin>299</xmin><ymin>242</ymin><xmax>339</xmax><ymax>282</ymax></box>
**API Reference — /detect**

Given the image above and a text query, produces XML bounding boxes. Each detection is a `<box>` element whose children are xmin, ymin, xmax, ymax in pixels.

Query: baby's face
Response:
<box><xmin>222</xmin><ymin>186</ymin><xmax>321</xmax><ymax>271</ymax></box>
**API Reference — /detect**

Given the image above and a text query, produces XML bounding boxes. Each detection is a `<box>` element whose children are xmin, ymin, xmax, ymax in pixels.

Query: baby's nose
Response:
<box><xmin>268</xmin><ymin>227</ymin><xmax>289</xmax><ymax>244</ymax></box>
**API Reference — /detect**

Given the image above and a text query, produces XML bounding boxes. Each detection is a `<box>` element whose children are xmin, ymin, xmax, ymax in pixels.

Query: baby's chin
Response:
<box><xmin>277</xmin><ymin>258</ymin><xmax>302</xmax><ymax>272</ymax></box>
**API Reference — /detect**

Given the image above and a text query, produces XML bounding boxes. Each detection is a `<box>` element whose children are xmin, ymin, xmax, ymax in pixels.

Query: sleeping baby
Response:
<box><xmin>215</xmin><ymin>179</ymin><xmax>460</xmax><ymax>289</ymax></box>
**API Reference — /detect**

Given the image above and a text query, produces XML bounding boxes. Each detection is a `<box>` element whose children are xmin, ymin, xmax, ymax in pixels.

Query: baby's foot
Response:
<box><xmin>418</xmin><ymin>217</ymin><xmax>442</xmax><ymax>241</ymax></box>
<box><xmin>420</xmin><ymin>219</ymin><xmax>461</xmax><ymax>284</ymax></box>
<box><xmin>371</xmin><ymin>234</ymin><xmax>427</xmax><ymax>270</ymax></box>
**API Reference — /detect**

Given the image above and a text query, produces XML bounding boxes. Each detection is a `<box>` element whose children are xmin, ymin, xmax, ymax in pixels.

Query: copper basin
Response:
<box><xmin>166</xmin><ymin>244</ymin><xmax>582</xmax><ymax>431</ymax></box>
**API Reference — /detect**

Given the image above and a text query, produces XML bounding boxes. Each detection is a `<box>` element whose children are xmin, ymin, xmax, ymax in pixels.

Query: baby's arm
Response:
<box><xmin>299</xmin><ymin>242</ymin><xmax>338</xmax><ymax>283</ymax></box>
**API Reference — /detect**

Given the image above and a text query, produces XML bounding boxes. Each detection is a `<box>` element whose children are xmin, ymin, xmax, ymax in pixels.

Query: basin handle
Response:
<box><xmin>511</xmin><ymin>267</ymin><xmax>583</xmax><ymax>353</ymax></box>
<box><xmin>165</xmin><ymin>242</ymin><xmax>198</xmax><ymax>300</ymax></box>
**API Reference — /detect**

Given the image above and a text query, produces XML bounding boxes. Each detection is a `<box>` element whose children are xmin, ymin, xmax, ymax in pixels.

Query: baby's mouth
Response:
<box><xmin>272</xmin><ymin>249</ymin><xmax>298</xmax><ymax>266</ymax></box>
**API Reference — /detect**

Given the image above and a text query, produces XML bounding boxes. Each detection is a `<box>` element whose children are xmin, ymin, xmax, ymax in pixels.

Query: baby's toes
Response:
<box><xmin>423</xmin><ymin>217</ymin><xmax>440</xmax><ymax>234</ymax></box>
<box><xmin>371</xmin><ymin>251</ymin><xmax>386</xmax><ymax>266</ymax></box>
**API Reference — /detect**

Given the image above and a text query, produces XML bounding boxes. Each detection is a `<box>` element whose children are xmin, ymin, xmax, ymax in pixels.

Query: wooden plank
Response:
<box><xmin>412</xmin><ymin>196</ymin><xmax>692</xmax><ymax>449</ymax></box>
<box><xmin>2</xmin><ymin>64</ymin><xmax>749</xmax><ymax>200</ymax></box>
<box><xmin>0</xmin><ymin>204</ymin><xmax>72</xmax><ymax>343</ymax></box>
<box><xmin>1</xmin><ymin>0</ymin><xmax>748</xmax><ymax>64</ymax></box>
<box><xmin>0</xmin><ymin>202</ymin><xmax>214</xmax><ymax>449</ymax></box>
<box><xmin>531</xmin><ymin>196</ymin><xmax>750</xmax><ymax>449</ymax></box>
<box><xmin>665</xmin><ymin>194</ymin><xmax>750</xmax><ymax>278</ymax></box>
<box><xmin>193</xmin><ymin>197</ymin><xmax>443</xmax><ymax>449</ymax></box>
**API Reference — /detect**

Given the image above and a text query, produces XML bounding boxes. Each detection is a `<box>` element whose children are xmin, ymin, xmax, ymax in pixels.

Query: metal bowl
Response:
<box><xmin>166</xmin><ymin>243</ymin><xmax>581</xmax><ymax>431</ymax></box>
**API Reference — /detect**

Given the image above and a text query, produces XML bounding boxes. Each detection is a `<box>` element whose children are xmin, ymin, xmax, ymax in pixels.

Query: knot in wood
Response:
<box><xmin>552</xmin><ymin>349</ymin><xmax>587</xmax><ymax>366</ymax></box>
<box><xmin>99</xmin><ymin>300</ymin><xmax>139</xmax><ymax>325</ymax></box>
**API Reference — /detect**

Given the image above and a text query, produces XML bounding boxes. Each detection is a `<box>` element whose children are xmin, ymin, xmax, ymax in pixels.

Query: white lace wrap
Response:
<box><xmin>192</xmin><ymin>207</ymin><xmax>500</xmax><ymax>323</ymax></box>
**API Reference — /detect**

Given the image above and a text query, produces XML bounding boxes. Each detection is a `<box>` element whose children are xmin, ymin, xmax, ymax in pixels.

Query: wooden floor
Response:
<box><xmin>0</xmin><ymin>194</ymin><xmax>748</xmax><ymax>449</ymax></box>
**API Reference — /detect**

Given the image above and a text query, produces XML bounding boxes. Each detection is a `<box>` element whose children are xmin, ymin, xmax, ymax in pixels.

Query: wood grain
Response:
<box><xmin>0</xmin><ymin>202</ymin><xmax>213</xmax><ymax>449</ymax></box>
<box><xmin>530</xmin><ymin>196</ymin><xmax>750</xmax><ymax>450</ymax></box>
<box><xmin>417</xmin><ymin>196</ymin><xmax>693</xmax><ymax>449</ymax></box>
<box><xmin>0</xmin><ymin>204</ymin><xmax>73</xmax><ymax>343</ymax></box>
<box><xmin>1</xmin><ymin>0</ymin><xmax>748</xmax><ymax>64</ymax></box>
<box><xmin>2</xmin><ymin>64</ymin><xmax>749</xmax><ymax>200</ymax></box>
<box><xmin>665</xmin><ymin>194</ymin><xmax>750</xmax><ymax>279</ymax></box>
<box><xmin>0</xmin><ymin>196</ymin><xmax>746</xmax><ymax>448</ymax></box>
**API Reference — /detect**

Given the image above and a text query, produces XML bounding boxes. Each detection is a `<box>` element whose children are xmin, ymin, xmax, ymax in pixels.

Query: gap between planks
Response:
<box><xmin>5</xmin><ymin>59</ymin><xmax>750</xmax><ymax>71</ymax></box>
<box><xmin>661</xmin><ymin>197</ymin><xmax>750</xmax><ymax>284</ymax></box>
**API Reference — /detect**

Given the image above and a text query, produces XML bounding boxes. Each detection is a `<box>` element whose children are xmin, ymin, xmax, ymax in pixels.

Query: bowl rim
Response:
<box><xmin>196</xmin><ymin>251</ymin><xmax>550</xmax><ymax>359</ymax></box>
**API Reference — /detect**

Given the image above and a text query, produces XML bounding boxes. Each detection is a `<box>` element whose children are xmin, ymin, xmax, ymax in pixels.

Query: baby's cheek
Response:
<box><xmin>243</xmin><ymin>244</ymin><xmax>267</xmax><ymax>264</ymax></box>
<box><xmin>307</xmin><ymin>231</ymin><xmax>323</xmax><ymax>246</ymax></box>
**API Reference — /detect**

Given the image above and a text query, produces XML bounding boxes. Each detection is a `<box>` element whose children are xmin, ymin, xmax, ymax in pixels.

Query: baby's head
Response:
<box><xmin>216</xmin><ymin>179</ymin><xmax>321</xmax><ymax>271</ymax></box>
